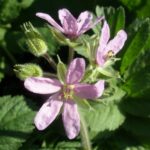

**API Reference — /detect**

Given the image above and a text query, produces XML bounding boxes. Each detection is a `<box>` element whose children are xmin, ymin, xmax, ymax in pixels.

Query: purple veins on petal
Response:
<box><xmin>58</xmin><ymin>8</ymin><xmax>78</xmax><ymax>36</ymax></box>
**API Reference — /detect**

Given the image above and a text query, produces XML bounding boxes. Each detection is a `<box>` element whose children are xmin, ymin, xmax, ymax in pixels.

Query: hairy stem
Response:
<box><xmin>43</xmin><ymin>53</ymin><xmax>57</xmax><ymax>71</ymax></box>
<box><xmin>80</xmin><ymin>116</ymin><xmax>92</xmax><ymax>150</ymax></box>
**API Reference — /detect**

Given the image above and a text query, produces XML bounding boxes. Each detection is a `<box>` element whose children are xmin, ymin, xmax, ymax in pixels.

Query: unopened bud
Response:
<box><xmin>22</xmin><ymin>22</ymin><xmax>48</xmax><ymax>57</ymax></box>
<box><xmin>14</xmin><ymin>63</ymin><xmax>43</xmax><ymax>80</ymax></box>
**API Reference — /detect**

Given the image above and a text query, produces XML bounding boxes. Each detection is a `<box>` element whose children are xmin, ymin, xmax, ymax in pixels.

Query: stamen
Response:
<box><xmin>106</xmin><ymin>50</ymin><xmax>114</xmax><ymax>59</ymax></box>
<box><xmin>62</xmin><ymin>84</ymin><xmax>75</xmax><ymax>100</ymax></box>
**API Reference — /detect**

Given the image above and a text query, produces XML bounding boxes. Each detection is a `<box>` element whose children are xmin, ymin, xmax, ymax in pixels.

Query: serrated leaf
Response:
<box><xmin>0</xmin><ymin>95</ymin><xmax>36</xmax><ymax>150</ymax></box>
<box><xmin>122</xmin><ymin>67</ymin><xmax>150</xmax><ymax>98</ymax></box>
<box><xmin>120</xmin><ymin>19</ymin><xmax>150</xmax><ymax>75</ymax></box>
<box><xmin>87</xmin><ymin>102</ymin><xmax>125</xmax><ymax>132</ymax></box>
<box><xmin>79</xmin><ymin>81</ymin><xmax>126</xmax><ymax>138</ymax></box>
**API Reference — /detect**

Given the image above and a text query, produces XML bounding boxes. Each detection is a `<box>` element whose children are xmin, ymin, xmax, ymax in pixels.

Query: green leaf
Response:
<box><xmin>74</xmin><ymin>34</ymin><xmax>99</xmax><ymax>60</ymax></box>
<box><xmin>86</xmin><ymin>102</ymin><xmax>125</xmax><ymax>135</ymax></box>
<box><xmin>119</xmin><ymin>0</ymin><xmax>142</xmax><ymax>10</ymax></box>
<box><xmin>121</xmin><ymin>98</ymin><xmax>150</xmax><ymax>118</ymax></box>
<box><xmin>120</xmin><ymin>19</ymin><xmax>150</xmax><ymax>75</ymax></box>
<box><xmin>94</xmin><ymin>6</ymin><xmax>125</xmax><ymax>36</ymax></box>
<box><xmin>0</xmin><ymin>57</ymin><xmax>5</xmax><ymax>82</ymax></box>
<box><xmin>79</xmin><ymin>85</ymin><xmax>125</xmax><ymax>138</ymax></box>
<box><xmin>123</xmin><ymin>116</ymin><xmax>150</xmax><ymax>138</ymax></box>
<box><xmin>122</xmin><ymin>67</ymin><xmax>150</xmax><ymax>98</ymax></box>
<box><xmin>38</xmin><ymin>27</ymin><xmax>60</xmax><ymax>56</ymax></box>
<box><xmin>120</xmin><ymin>0</ymin><xmax>150</xmax><ymax>19</ymax></box>
<box><xmin>120</xmin><ymin>19</ymin><xmax>150</xmax><ymax>98</ymax></box>
<box><xmin>73</xmin><ymin>95</ymin><xmax>93</xmax><ymax>111</ymax></box>
<box><xmin>0</xmin><ymin>26</ymin><xmax>7</xmax><ymax>42</ymax></box>
<box><xmin>105</xmin><ymin>6</ymin><xmax>125</xmax><ymax>36</ymax></box>
<box><xmin>0</xmin><ymin>0</ymin><xmax>34</xmax><ymax>23</ymax></box>
<box><xmin>0</xmin><ymin>95</ymin><xmax>36</xmax><ymax>150</ymax></box>
<box><xmin>48</xmin><ymin>141</ymin><xmax>81</xmax><ymax>150</ymax></box>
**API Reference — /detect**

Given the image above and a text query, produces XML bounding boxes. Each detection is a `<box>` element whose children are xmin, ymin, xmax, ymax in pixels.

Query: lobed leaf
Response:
<box><xmin>0</xmin><ymin>95</ymin><xmax>36</xmax><ymax>150</ymax></box>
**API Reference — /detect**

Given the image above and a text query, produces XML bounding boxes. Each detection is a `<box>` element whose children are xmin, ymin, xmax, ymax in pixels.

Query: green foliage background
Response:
<box><xmin>0</xmin><ymin>0</ymin><xmax>150</xmax><ymax>149</ymax></box>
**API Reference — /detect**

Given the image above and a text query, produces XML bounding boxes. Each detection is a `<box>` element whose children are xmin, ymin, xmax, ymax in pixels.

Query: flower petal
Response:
<box><xmin>24</xmin><ymin>77</ymin><xmax>61</xmax><ymax>94</ymax></box>
<box><xmin>106</xmin><ymin>30</ymin><xmax>127</xmax><ymax>55</ymax></box>
<box><xmin>96</xmin><ymin>50</ymin><xmax>106</xmax><ymax>66</ymax></box>
<box><xmin>62</xmin><ymin>101</ymin><xmax>80</xmax><ymax>139</ymax></box>
<box><xmin>34</xmin><ymin>93</ymin><xmax>63</xmax><ymax>130</ymax></box>
<box><xmin>66</xmin><ymin>58</ymin><xmax>85</xmax><ymax>84</ymax></box>
<box><xmin>58</xmin><ymin>8</ymin><xmax>78</xmax><ymax>36</ymax></box>
<box><xmin>77</xmin><ymin>11</ymin><xmax>93</xmax><ymax>35</ymax></box>
<box><xmin>74</xmin><ymin>81</ymin><xmax>104</xmax><ymax>99</ymax></box>
<box><xmin>94</xmin><ymin>80</ymin><xmax>105</xmax><ymax>98</ymax></box>
<box><xmin>36</xmin><ymin>12</ymin><xmax>64</xmax><ymax>33</ymax></box>
<box><xmin>99</xmin><ymin>20</ymin><xmax>110</xmax><ymax>52</ymax></box>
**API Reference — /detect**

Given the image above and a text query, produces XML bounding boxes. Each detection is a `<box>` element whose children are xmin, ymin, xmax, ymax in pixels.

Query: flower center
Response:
<box><xmin>62</xmin><ymin>84</ymin><xmax>75</xmax><ymax>100</ymax></box>
<box><xmin>105</xmin><ymin>50</ymin><xmax>114</xmax><ymax>60</ymax></box>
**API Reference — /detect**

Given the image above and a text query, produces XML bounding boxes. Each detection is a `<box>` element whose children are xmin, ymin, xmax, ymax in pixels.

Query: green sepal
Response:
<box><xmin>49</xmin><ymin>26</ymin><xmax>80</xmax><ymax>47</ymax></box>
<box><xmin>97</xmin><ymin>66</ymin><xmax>120</xmax><ymax>79</ymax></box>
<box><xmin>74</xmin><ymin>34</ymin><xmax>99</xmax><ymax>61</ymax></box>
<box><xmin>57</xmin><ymin>56</ymin><xmax>67</xmax><ymax>84</ymax></box>
<box><xmin>14</xmin><ymin>63</ymin><xmax>43</xmax><ymax>80</ymax></box>
<box><xmin>73</xmin><ymin>94</ymin><xmax>94</xmax><ymax>111</ymax></box>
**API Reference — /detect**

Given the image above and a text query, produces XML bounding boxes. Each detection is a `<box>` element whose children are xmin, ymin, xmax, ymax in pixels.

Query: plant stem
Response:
<box><xmin>68</xmin><ymin>47</ymin><xmax>74</xmax><ymax>64</ymax></box>
<box><xmin>80</xmin><ymin>115</ymin><xmax>92</xmax><ymax>150</ymax></box>
<box><xmin>43</xmin><ymin>53</ymin><xmax>57</xmax><ymax>71</ymax></box>
<box><xmin>1</xmin><ymin>42</ymin><xmax>17</xmax><ymax>64</ymax></box>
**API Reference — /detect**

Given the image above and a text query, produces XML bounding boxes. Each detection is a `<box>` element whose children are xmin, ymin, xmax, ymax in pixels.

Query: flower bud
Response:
<box><xmin>22</xmin><ymin>22</ymin><xmax>48</xmax><ymax>57</ymax></box>
<box><xmin>14</xmin><ymin>63</ymin><xmax>43</xmax><ymax>80</ymax></box>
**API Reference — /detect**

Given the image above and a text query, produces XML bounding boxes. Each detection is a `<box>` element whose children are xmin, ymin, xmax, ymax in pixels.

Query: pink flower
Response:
<box><xmin>24</xmin><ymin>58</ymin><xmax>104</xmax><ymax>139</ymax></box>
<box><xmin>96</xmin><ymin>20</ymin><xmax>127</xmax><ymax>67</ymax></box>
<box><xmin>36</xmin><ymin>8</ymin><xmax>103</xmax><ymax>38</ymax></box>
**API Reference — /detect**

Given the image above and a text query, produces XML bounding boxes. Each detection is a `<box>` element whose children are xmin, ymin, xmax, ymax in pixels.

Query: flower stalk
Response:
<box><xmin>43</xmin><ymin>53</ymin><xmax>57</xmax><ymax>71</ymax></box>
<box><xmin>68</xmin><ymin>47</ymin><xmax>75</xmax><ymax>64</ymax></box>
<box><xmin>80</xmin><ymin>115</ymin><xmax>92</xmax><ymax>150</ymax></box>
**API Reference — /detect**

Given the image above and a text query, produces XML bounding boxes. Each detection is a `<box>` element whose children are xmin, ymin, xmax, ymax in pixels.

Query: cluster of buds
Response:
<box><xmin>14</xmin><ymin>8</ymin><xmax>127</xmax><ymax>139</ymax></box>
